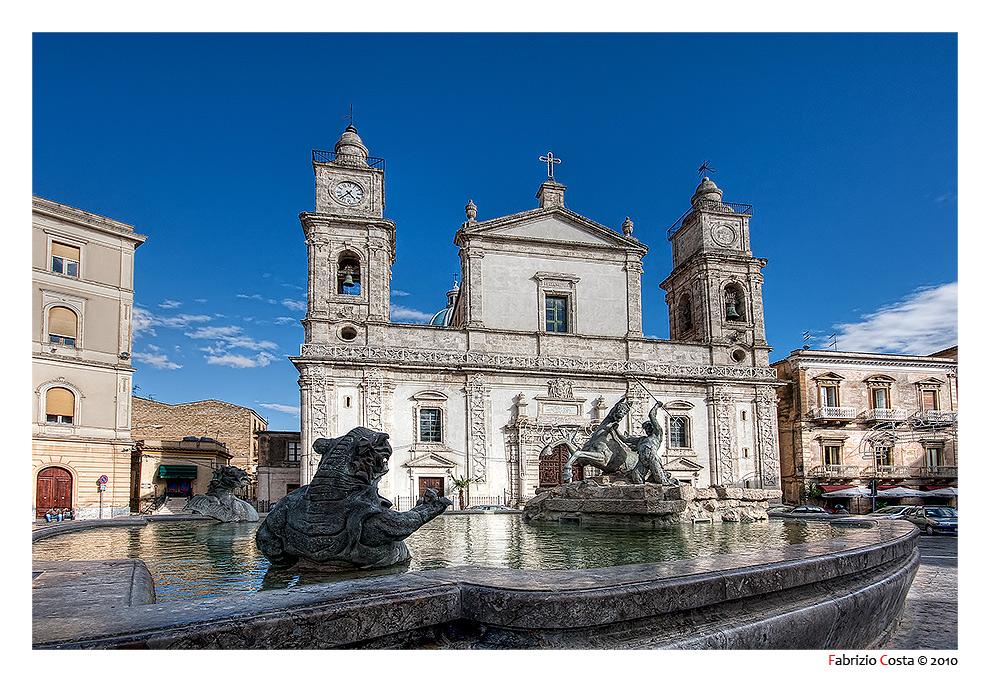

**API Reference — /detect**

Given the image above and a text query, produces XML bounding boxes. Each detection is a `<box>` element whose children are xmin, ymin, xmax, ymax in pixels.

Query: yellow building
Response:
<box><xmin>772</xmin><ymin>347</ymin><xmax>957</xmax><ymax>511</ymax></box>
<box><xmin>129</xmin><ymin>438</ymin><xmax>232</xmax><ymax>513</ymax></box>
<box><xmin>32</xmin><ymin>197</ymin><xmax>147</xmax><ymax>519</ymax></box>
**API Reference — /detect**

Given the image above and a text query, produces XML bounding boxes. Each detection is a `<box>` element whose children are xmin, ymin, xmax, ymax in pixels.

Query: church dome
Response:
<box><xmin>429</xmin><ymin>307</ymin><xmax>453</xmax><ymax>326</ymax></box>
<box><xmin>691</xmin><ymin>176</ymin><xmax>724</xmax><ymax>206</ymax></box>
<box><xmin>334</xmin><ymin>124</ymin><xmax>369</xmax><ymax>166</ymax></box>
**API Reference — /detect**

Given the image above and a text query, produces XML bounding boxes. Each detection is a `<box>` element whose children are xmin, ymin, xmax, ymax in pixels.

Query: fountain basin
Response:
<box><xmin>32</xmin><ymin>515</ymin><xmax>918</xmax><ymax>649</ymax></box>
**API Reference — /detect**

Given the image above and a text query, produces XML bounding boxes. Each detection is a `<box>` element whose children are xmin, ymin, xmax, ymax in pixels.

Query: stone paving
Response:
<box><xmin>881</xmin><ymin>535</ymin><xmax>958</xmax><ymax>650</ymax></box>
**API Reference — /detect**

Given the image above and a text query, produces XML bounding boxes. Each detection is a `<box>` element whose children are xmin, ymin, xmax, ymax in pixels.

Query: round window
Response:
<box><xmin>731</xmin><ymin>348</ymin><xmax>747</xmax><ymax>363</ymax></box>
<box><xmin>340</xmin><ymin>326</ymin><xmax>358</xmax><ymax>341</ymax></box>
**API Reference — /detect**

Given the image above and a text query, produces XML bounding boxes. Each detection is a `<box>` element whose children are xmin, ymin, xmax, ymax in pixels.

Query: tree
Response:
<box><xmin>449</xmin><ymin>474</ymin><xmax>483</xmax><ymax>510</ymax></box>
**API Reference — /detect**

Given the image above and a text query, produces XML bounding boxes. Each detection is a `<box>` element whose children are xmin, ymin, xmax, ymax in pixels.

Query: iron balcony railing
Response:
<box><xmin>808</xmin><ymin>465</ymin><xmax>957</xmax><ymax>480</ymax></box>
<box><xmin>312</xmin><ymin>149</ymin><xmax>386</xmax><ymax>170</ymax></box>
<box><xmin>666</xmin><ymin>200</ymin><xmax>754</xmax><ymax>239</ymax></box>
<box><xmin>809</xmin><ymin>406</ymin><xmax>858</xmax><ymax>421</ymax></box>
<box><xmin>861</xmin><ymin>408</ymin><xmax>909</xmax><ymax>422</ymax></box>
<box><xmin>808</xmin><ymin>464</ymin><xmax>862</xmax><ymax>479</ymax></box>
<box><xmin>914</xmin><ymin>410</ymin><xmax>957</xmax><ymax>424</ymax></box>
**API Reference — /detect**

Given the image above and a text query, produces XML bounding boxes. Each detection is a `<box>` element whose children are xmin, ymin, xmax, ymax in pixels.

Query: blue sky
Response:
<box><xmin>32</xmin><ymin>33</ymin><xmax>958</xmax><ymax>432</ymax></box>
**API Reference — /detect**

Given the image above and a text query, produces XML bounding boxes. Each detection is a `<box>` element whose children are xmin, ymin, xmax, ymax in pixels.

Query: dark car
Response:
<box><xmin>789</xmin><ymin>506</ymin><xmax>831</xmax><ymax>514</ymax></box>
<box><xmin>466</xmin><ymin>504</ymin><xmax>514</xmax><ymax>513</ymax></box>
<box><xmin>904</xmin><ymin>506</ymin><xmax>957</xmax><ymax>535</ymax></box>
<box><xmin>867</xmin><ymin>505</ymin><xmax>916</xmax><ymax>519</ymax></box>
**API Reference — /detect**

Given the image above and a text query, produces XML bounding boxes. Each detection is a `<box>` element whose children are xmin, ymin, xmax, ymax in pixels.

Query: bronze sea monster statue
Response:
<box><xmin>256</xmin><ymin>427</ymin><xmax>451</xmax><ymax>571</ymax></box>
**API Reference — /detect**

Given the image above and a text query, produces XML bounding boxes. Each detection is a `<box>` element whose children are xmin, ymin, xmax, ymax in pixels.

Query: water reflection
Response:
<box><xmin>33</xmin><ymin>516</ymin><xmax>853</xmax><ymax>603</ymax></box>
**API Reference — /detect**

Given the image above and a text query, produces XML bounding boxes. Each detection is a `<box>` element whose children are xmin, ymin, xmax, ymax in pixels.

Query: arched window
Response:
<box><xmin>724</xmin><ymin>283</ymin><xmax>746</xmax><ymax>322</ymax></box>
<box><xmin>48</xmin><ymin>306</ymin><xmax>78</xmax><ymax>346</ymax></box>
<box><xmin>337</xmin><ymin>253</ymin><xmax>361</xmax><ymax>295</ymax></box>
<box><xmin>45</xmin><ymin>387</ymin><xmax>75</xmax><ymax>424</ymax></box>
<box><xmin>678</xmin><ymin>294</ymin><xmax>693</xmax><ymax>333</ymax></box>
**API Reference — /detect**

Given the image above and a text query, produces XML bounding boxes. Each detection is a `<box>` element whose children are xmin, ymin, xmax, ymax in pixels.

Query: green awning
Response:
<box><xmin>157</xmin><ymin>465</ymin><xmax>198</xmax><ymax>479</ymax></box>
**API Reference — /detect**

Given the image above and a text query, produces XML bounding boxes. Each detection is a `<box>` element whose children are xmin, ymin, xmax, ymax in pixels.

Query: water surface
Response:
<box><xmin>33</xmin><ymin>514</ymin><xmax>854</xmax><ymax>602</ymax></box>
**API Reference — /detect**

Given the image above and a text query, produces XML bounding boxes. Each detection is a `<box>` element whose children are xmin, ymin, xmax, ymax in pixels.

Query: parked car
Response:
<box><xmin>467</xmin><ymin>504</ymin><xmax>514</xmax><ymax>513</ymax></box>
<box><xmin>903</xmin><ymin>506</ymin><xmax>958</xmax><ymax>535</ymax></box>
<box><xmin>867</xmin><ymin>505</ymin><xmax>916</xmax><ymax>519</ymax></box>
<box><xmin>788</xmin><ymin>506</ymin><xmax>831</xmax><ymax>515</ymax></box>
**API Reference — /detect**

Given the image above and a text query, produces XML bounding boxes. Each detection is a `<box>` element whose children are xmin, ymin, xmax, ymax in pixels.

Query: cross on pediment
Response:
<box><xmin>540</xmin><ymin>151</ymin><xmax>561</xmax><ymax>180</ymax></box>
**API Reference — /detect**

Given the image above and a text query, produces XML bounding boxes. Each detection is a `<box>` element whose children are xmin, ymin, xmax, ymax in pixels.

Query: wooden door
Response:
<box><xmin>418</xmin><ymin>476</ymin><xmax>444</xmax><ymax>499</ymax></box>
<box><xmin>37</xmin><ymin>466</ymin><xmax>72</xmax><ymax>517</ymax></box>
<box><xmin>539</xmin><ymin>444</ymin><xmax>583</xmax><ymax>487</ymax></box>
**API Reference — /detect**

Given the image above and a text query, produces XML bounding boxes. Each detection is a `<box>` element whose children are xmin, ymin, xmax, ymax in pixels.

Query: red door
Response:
<box><xmin>37</xmin><ymin>466</ymin><xmax>72</xmax><ymax>518</ymax></box>
<box><xmin>418</xmin><ymin>476</ymin><xmax>445</xmax><ymax>499</ymax></box>
<box><xmin>539</xmin><ymin>444</ymin><xmax>584</xmax><ymax>487</ymax></box>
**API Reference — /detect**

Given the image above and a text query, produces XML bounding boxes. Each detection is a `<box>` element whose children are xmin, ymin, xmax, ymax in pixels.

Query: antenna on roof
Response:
<box><xmin>697</xmin><ymin>160</ymin><xmax>717</xmax><ymax>178</ymax></box>
<box><xmin>341</xmin><ymin>103</ymin><xmax>354</xmax><ymax>126</ymax></box>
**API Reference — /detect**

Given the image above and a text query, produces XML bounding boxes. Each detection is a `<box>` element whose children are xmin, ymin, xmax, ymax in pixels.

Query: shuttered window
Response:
<box><xmin>45</xmin><ymin>387</ymin><xmax>75</xmax><ymax>424</ymax></box>
<box><xmin>51</xmin><ymin>242</ymin><xmax>80</xmax><ymax>277</ymax></box>
<box><xmin>48</xmin><ymin>307</ymin><xmax>78</xmax><ymax>346</ymax></box>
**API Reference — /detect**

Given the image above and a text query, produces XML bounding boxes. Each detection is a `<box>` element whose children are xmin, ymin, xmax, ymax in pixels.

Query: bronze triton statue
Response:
<box><xmin>256</xmin><ymin>427</ymin><xmax>451</xmax><ymax>571</ymax></box>
<box><xmin>562</xmin><ymin>397</ymin><xmax>675</xmax><ymax>485</ymax></box>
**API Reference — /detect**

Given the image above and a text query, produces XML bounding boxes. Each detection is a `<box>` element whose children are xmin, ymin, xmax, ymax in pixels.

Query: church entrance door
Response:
<box><xmin>37</xmin><ymin>466</ymin><xmax>72</xmax><ymax>518</ymax></box>
<box><xmin>418</xmin><ymin>476</ymin><xmax>445</xmax><ymax>499</ymax></box>
<box><xmin>539</xmin><ymin>444</ymin><xmax>583</xmax><ymax>488</ymax></box>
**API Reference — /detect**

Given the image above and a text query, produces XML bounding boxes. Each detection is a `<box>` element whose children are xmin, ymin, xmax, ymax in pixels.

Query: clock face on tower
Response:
<box><xmin>711</xmin><ymin>222</ymin><xmax>736</xmax><ymax>247</ymax></box>
<box><xmin>333</xmin><ymin>181</ymin><xmax>365</xmax><ymax>206</ymax></box>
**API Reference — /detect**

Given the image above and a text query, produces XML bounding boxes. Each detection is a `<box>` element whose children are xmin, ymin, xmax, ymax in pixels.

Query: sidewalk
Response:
<box><xmin>881</xmin><ymin>539</ymin><xmax>958</xmax><ymax>650</ymax></box>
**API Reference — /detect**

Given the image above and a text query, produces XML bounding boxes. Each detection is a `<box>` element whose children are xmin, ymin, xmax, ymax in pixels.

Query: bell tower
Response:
<box><xmin>660</xmin><ymin>176</ymin><xmax>771</xmax><ymax>367</ymax></box>
<box><xmin>300</xmin><ymin>125</ymin><xmax>396</xmax><ymax>345</ymax></box>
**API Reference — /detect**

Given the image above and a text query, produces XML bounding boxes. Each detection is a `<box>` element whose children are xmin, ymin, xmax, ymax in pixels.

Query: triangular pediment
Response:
<box><xmin>666</xmin><ymin>457</ymin><xmax>705</xmax><ymax>472</ymax></box>
<box><xmin>458</xmin><ymin>207</ymin><xmax>644</xmax><ymax>251</ymax></box>
<box><xmin>403</xmin><ymin>452</ymin><xmax>458</xmax><ymax>469</ymax></box>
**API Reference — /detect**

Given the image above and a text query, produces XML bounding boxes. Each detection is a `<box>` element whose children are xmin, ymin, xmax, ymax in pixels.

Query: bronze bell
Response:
<box><xmin>342</xmin><ymin>272</ymin><xmax>354</xmax><ymax>287</ymax></box>
<box><xmin>726</xmin><ymin>302</ymin><xmax>741</xmax><ymax>320</ymax></box>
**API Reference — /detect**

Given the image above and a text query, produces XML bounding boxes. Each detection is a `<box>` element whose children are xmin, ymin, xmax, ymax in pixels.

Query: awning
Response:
<box><xmin>822</xmin><ymin>486</ymin><xmax>872</xmax><ymax>498</ymax></box>
<box><xmin>922</xmin><ymin>486</ymin><xmax>958</xmax><ymax>497</ymax></box>
<box><xmin>157</xmin><ymin>465</ymin><xmax>198</xmax><ymax>479</ymax></box>
<box><xmin>875</xmin><ymin>486</ymin><xmax>924</xmax><ymax>498</ymax></box>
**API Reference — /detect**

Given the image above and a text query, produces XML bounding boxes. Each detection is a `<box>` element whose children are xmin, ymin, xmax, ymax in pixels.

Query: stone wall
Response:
<box><xmin>132</xmin><ymin>397</ymin><xmax>267</xmax><ymax>474</ymax></box>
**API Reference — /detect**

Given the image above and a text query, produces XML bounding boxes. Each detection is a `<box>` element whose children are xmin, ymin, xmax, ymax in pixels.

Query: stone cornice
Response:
<box><xmin>33</xmin><ymin>197</ymin><xmax>147</xmax><ymax>244</ymax></box>
<box><xmin>294</xmin><ymin>344</ymin><xmax>779</xmax><ymax>383</ymax></box>
<box><xmin>775</xmin><ymin>352</ymin><xmax>956</xmax><ymax>373</ymax></box>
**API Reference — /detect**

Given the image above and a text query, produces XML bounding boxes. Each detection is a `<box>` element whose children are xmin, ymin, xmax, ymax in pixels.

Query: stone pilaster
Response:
<box><xmin>755</xmin><ymin>385</ymin><xmax>781</xmax><ymax>487</ymax></box>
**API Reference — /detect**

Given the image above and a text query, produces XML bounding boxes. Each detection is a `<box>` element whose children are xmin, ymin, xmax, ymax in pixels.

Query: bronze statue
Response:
<box><xmin>256</xmin><ymin>427</ymin><xmax>451</xmax><ymax>571</ymax></box>
<box><xmin>561</xmin><ymin>397</ymin><xmax>676</xmax><ymax>485</ymax></box>
<box><xmin>183</xmin><ymin>465</ymin><xmax>260</xmax><ymax>522</ymax></box>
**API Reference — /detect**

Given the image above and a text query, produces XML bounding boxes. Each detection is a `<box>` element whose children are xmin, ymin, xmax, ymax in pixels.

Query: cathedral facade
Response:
<box><xmin>291</xmin><ymin>126</ymin><xmax>781</xmax><ymax>507</ymax></box>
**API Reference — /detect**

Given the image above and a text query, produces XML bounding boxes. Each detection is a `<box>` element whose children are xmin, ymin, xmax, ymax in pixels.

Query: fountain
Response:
<box><xmin>32</xmin><ymin>417</ymin><xmax>919</xmax><ymax>649</ymax></box>
<box><xmin>524</xmin><ymin>398</ymin><xmax>777</xmax><ymax>526</ymax></box>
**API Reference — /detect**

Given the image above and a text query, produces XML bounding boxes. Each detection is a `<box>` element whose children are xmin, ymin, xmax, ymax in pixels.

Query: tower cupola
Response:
<box><xmin>334</xmin><ymin>124</ymin><xmax>370</xmax><ymax>166</ymax></box>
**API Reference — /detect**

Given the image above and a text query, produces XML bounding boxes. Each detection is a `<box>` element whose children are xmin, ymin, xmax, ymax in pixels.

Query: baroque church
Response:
<box><xmin>291</xmin><ymin>125</ymin><xmax>781</xmax><ymax>507</ymax></box>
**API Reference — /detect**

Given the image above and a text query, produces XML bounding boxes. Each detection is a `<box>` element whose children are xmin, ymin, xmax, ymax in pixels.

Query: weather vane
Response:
<box><xmin>540</xmin><ymin>151</ymin><xmax>561</xmax><ymax>180</ymax></box>
<box><xmin>341</xmin><ymin>103</ymin><xmax>354</xmax><ymax>125</ymax></box>
<box><xmin>697</xmin><ymin>160</ymin><xmax>717</xmax><ymax>178</ymax></box>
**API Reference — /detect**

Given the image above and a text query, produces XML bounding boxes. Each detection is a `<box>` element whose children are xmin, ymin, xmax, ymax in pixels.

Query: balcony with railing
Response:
<box><xmin>860</xmin><ymin>408</ymin><xmax>908</xmax><ymax>422</ymax></box>
<box><xmin>913</xmin><ymin>410</ymin><xmax>958</xmax><ymax>425</ymax></box>
<box><xmin>808</xmin><ymin>464</ymin><xmax>861</xmax><ymax>479</ymax></box>
<box><xmin>860</xmin><ymin>465</ymin><xmax>915</xmax><ymax>480</ymax></box>
<box><xmin>809</xmin><ymin>406</ymin><xmax>858</xmax><ymax>422</ymax></box>
<box><xmin>919</xmin><ymin>465</ymin><xmax>958</xmax><ymax>479</ymax></box>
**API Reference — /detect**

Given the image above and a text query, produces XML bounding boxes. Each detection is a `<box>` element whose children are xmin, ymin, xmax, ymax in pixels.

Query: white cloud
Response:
<box><xmin>133</xmin><ymin>307</ymin><xmax>211</xmax><ymax>337</ymax></box>
<box><xmin>275</xmin><ymin>316</ymin><xmax>298</xmax><ymax>325</ymax></box>
<box><xmin>237</xmin><ymin>293</ymin><xmax>278</xmax><ymax>304</ymax></box>
<box><xmin>158</xmin><ymin>299</ymin><xmax>182</xmax><ymax>309</ymax></box>
<box><xmin>205</xmin><ymin>351</ymin><xmax>277</xmax><ymax>369</ymax></box>
<box><xmin>390</xmin><ymin>303</ymin><xmax>434</xmax><ymax>323</ymax></box>
<box><xmin>391</xmin><ymin>290</ymin><xmax>410</xmax><ymax>297</ymax></box>
<box><xmin>281</xmin><ymin>298</ymin><xmax>307</xmax><ymax>312</ymax></box>
<box><xmin>186</xmin><ymin>326</ymin><xmax>279</xmax><ymax>351</ymax></box>
<box><xmin>259</xmin><ymin>402</ymin><xmax>301</xmax><ymax>416</ymax></box>
<box><xmin>831</xmin><ymin>282</ymin><xmax>958</xmax><ymax>355</ymax></box>
<box><xmin>132</xmin><ymin>351</ymin><xmax>182</xmax><ymax>370</ymax></box>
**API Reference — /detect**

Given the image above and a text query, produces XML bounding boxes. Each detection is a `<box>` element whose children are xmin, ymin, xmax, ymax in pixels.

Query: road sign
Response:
<box><xmin>98</xmin><ymin>475</ymin><xmax>108</xmax><ymax>485</ymax></box>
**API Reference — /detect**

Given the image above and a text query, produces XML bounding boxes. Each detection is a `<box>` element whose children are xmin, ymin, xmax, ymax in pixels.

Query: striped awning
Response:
<box><xmin>157</xmin><ymin>465</ymin><xmax>198</xmax><ymax>479</ymax></box>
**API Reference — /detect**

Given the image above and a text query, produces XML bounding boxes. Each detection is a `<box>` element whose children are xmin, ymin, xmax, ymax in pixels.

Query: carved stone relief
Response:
<box><xmin>755</xmin><ymin>385</ymin><xmax>781</xmax><ymax>486</ymax></box>
<box><xmin>709</xmin><ymin>385</ymin><xmax>736</xmax><ymax>485</ymax></box>
<box><xmin>466</xmin><ymin>373</ymin><xmax>491</xmax><ymax>482</ymax></box>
